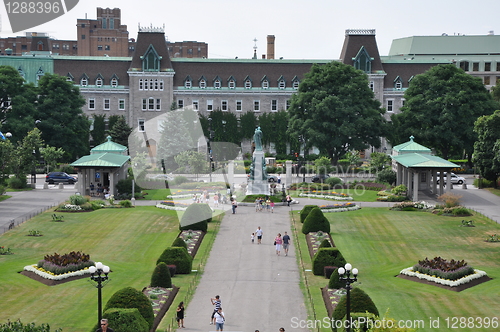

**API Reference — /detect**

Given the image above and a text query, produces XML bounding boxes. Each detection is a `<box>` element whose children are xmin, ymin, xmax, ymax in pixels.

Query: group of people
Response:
<box><xmin>254</xmin><ymin>196</ymin><xmax>275</xmax><ymax>212</ymax></box>
<box><xmin>210</xmin><ymin>295</ymin><xmax>225</xmax><ymax>331</ymax></box>
<box><xmin>89</xmin><ymin>183</ymin><xmax>108</xmax><ymax>198</ymax></box>
<box><xmin>192</xmin><ymin>190</ymin><xmax>230</xmax><ymax>207</ymax></box>
<box><xmin>252</xmin><ymin>227</ymin><xmax>291</xmax><ymax>256</ymax></box>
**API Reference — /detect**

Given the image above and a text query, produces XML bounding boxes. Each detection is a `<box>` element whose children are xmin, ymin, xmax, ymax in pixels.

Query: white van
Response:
<box><xmin>435</xmin><ymin>172</ymin><xmax>466</xmax><ymax>185</ymax></box>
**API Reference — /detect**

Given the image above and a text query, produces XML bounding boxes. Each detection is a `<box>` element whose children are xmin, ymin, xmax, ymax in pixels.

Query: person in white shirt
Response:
<box><xmin>214</xmin><ymin>307</ymin><xmax>225</xmax><ymax>331</ymax></box>
<box><xmin>255</xmin><ymin>226</ymin><xmax>263</xmax><ymax>244</ymax></box>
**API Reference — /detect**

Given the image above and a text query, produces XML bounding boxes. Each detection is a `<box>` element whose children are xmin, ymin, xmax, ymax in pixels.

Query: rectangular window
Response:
<box><xmin>271</xmin><ymin>100</ymin><xmax>278</xmax><ymax>111</ymax></box>
<box><xmin>254</xmin><ymin>100</ymin><xmax>260</xmax><ymax>112</ymax></box>
<box><xmin>221</xmin><ymin>100</ymin><xmax>228</xmax><ymax>111</ymax></box>
<box><xmin>286</xmin><ymin>99</ymin><xmax>291</xmax><ymax>110</ymax></box>
<box><xmin>142</xmin><ymin>98</ymin><xmax>147</xmax><ymax>111</ymax></box>
<box><xmin>102</xmin><ymin>18</ymin><xmax>107</xmax><ymax>29</ymax></box>
<box><xmin>387</xmin><ymin>100</ymin><xmax>393</xmax><ymax>112</ymax></box>
<box><xmin>81</xmin><ymin>35</ymin><xmax>86</xmax><ymax>40</ymax></box>
<box><xmin>236</xmin><ymin>100</ymin><xmax>242</xmax><ymax>111</ymax></box>
<box><xmin>138</xmin><ymin>119</ymin><xmax>145</xmax><ymax>132</ymax></box>
<box><xmin>192</xmin><ymin>100</ymin><xmax>199</xmax><ymax>110</ymax></box>
<box><xmin>88</xmin><ymin>98</ymin><xmax>95</xmax><ymax>110</ymax></box>
<box><xmin>105</xmin><ymin>45</ymin><xmax>110</xmax><ymax>51</ymax></box>
<box><xmin>139</xmin><ymin>79</ymin><xmax>143</xmax><ymax>90</ymax></box>
<box><xmin>104</xmin><ymin>99</ymin><xmax>110</xmax><ymax>110</ymax></box>
<box><xmin>485</xmin><ymin>62</ymin><xmax>491</xmax><ymax>71</ymax></box>
<box><xmin>497</xmin><ymin>63</ymin><xmax>500</xmax><ymax>71</ymax></box>
<box><xmin>148</xmin><ymin>98</ymin><xmax>155</xmax><ymax>110</ymax></box>
<box><xmin>119</xmin><ymin>99</ymin><xmax>125</xmax><ymax>110</ymax></box>
<box><xmin>460</xmin><ymin>61</ymin><xmax>469</xmax><ymax>71</ymax></box>
<box><xmin>178</xmin><ymin>99</ymin><xmax>184</xmax><ymax>109</ymax></box>
<box><xmin>207</xmin><ymin>100</ymin><xmax>213</xmax><ymax>111</ymax></box>
<box><xmin>484</xmin><ymin>76</ymin><xmax>491</xmax><ymax>85</ymax></box>
<box><xmin>97</xmin><ymin>45</ymin><xmax>103</xmax><ymax>51</ymax></box>
<box><xmin>369</xmin><ymin>81</ymin><xmax>374</xmax><ymax>91</ymax></box>
<box><xmin>472</xmin><ymin>62</ymin><xmax>479</xmax><ymax>71</ymax></box>
<box><xmin>156</xmin><ymin>99</ymin><xmax>161</xmax><ymax>110</ymax></box>
<box><xmin>109</xmin><ymin>18</ymin><xmax>114</xmax><ymax>29</ymax></box>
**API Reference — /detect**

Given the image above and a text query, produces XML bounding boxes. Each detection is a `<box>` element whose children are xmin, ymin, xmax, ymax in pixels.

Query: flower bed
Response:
<box><xmin>302</xmin><ymin>191</ymin><xmax>351</xmax><ymax>198</ymax></box>
<box><xmin>399</xmin><ymin>267</ymin><xmax>488</xmax><ymax>288</ymax></box>
<box><xmin>143</xmin><ymin>286</ymin><xmax>179</xmax><ymax>332</ymax></box>
<box><xmin>318</xmin><ymin>202</ymin><xmax>360</xmax><ymax>213</ymax></box>
<box><xmin>298</xmin><ymin>193</ymin><xmax>352</xmax><ymax>200</ymax></box>
<box><xmin>0</xmin><ymin>246</ymin><xmax>13</xmax><ymax>255</ymax></box>
<box><xmin>305</xmin><ymin>231</ymin><xmax>335</xmax><ymax>259</ymax></box>
<box><xmin>156</xmin><ymin>201</ymin><xmax>189</xmax><ymax>211</ymax></box>
<box><xmin>322</xmin><ymin>287</ymin><xmax>346</xmax><ymax>318</ymax></box>
<box><xmin>178</xmin><ymin>230</ymin><xmax>205</xmax><ymax>257</ymax></box>
<box><xmin>22</xmin><ymin>264</ymin><xmax>92</xmax><ymax>285</ymax></box>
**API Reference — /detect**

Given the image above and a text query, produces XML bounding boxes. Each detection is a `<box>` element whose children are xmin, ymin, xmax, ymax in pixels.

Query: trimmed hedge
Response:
<box><xmin>332</xmin><ymin>287</ymin><xmax>379</xmax><ymax>332</ymax></box>
<box><xmin>328</xmin><ymin>268</ymin><xmax>344</xmax><ymax>289</ymax></box>
<box><xmin>156</xmin><ymin>247</ymin><xmax>193</xmax><ymax>274</ymax></box>
<box><xmin>302</xmin><ymin>207</ymin><xmax>331</xmax><ymax>234</ymax></box>
<box><xmin>300</xmin><ymin>205</ymin><xmax>318</xmax><ymax>223</ymax></box>
<box><xmin>179</xmin><ymin>203</ymin><xmax>211</xmax><ymax>232</ymax></box>
<box><xmin>104</xmin><ymin>287</ymin><xmax>154</xmax><ymax>329</ymax></box>
<box><xmin>151</xmin><ymin>262</ymin><xmax>172</xmax><ymax>288</ymax></box>
<box><xmin>172</xmin><ymin>237</ymin><xmax>188</xmax><ymax>250</ymax></box>
<box><xmin>319</xmin><ymin>239</ymin><xmax>332</xmax><ymax>248</ymax></box>
<box><xmin>312</xmin><ymin>248</ymin><xmax>346</xmax><ymax>276</ymax></box>
<box><xmin>103</xmin><ymin>308</ymin><xmax>149</xmax><ymax>332</ymax></box>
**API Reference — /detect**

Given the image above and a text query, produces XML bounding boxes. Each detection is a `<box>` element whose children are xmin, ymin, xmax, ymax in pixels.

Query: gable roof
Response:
<box><xmin>71</xmin><ymin>152</ymin><xmax>130</xmax><ymax>168</ymax></box>
<box><xmin>339</xmin><ymin>29</ymin><xmax>384</xmax><ymax>73</ymax></box>
<box><xmin>91</xmin><ymin>136</ymin><xmax>127</xmax><ymax>154</ymax></box>
<box><xmin>129</xmin><ymin>31</ymin><xmax>172</xmax><ymax>71</ymax></box>
<box><xmin>391</xmin><ymin>153</ymin><xmax>458</xmax><ymax>168</ymax></box>
<box><xmin>392</xmin><ymin>136</ymin><xmax>431</xmax><ymax>154</ymax></box>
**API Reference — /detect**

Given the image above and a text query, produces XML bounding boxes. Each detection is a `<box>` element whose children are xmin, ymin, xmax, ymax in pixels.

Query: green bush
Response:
<box><xmin>0</xmin><ymin>320</ymin><xmax>62</xmax><ymax>332</ymax></box>
<box><xmin>172</xmin><ymin>237</ymin><xmax>187</xmax><ymax>250</ymax></box>
<box><xmin>376</xmin><ymin>168</ymin><xmax>396</xmax><ymax>185</ymax></box>
<box><xmin>312</xmin><ymin>248</ymin><xmax>346</xmax><ymax>276</ymax></box>
<box><xmin>0</xmin><ymin>184</ymin><xmax>6</xmax><ymax>195</ymax></box>
<box><xmin>325</xmin><ymin>177</ymin><xmax>342</xmax><ymax>187</ymax></box>
<box><xmin>300</xmin><ymin>205</ymin><xmax>318</xmax><ymax>223</ymax></box>
<box><xmin>8</xmin><ymin>176</ymin><xmax>27</xmax><ymax>189</ymax></box>
<box><xmin>150</xmin><ymin>262</ymin><xmax>172</xmax><ymax>288</ymax></box>
<box><xmin>156</xmin><ymin>247</ymin><xmax>193</xmax><ymax>274</ymax></box>
<box><xmin>116</xmin><ymin>177</ymin><xmax>142</xmax><ymax>195</ymax></box>
<box><xmin>173</xmin><ymin>176</ymin><xmax>189</xmax><ymax>185</ymax></box>
<box><xmin>328</xmin><ymin>268</ymin><xmax>344</xmax><ymax>289</ymax></box>
<box><xmin>90</xmin><ymin>200</ymin><xmax>106</xmax><ymax>210</ymax></box>
<box><xmin>119</xmin><ymin>200</ymin><xmax>133</xmax><ymax>208</ymax></box>
<box><xmin>102</xmin><ymin>308</ymin><xmax>149</xmax><ymax>332</ymax></box>
<box><xmin>69</xmin><ymin>194</ymin><xmax>87</xmax><ymax>206</ymax></box>
<box><xmin>104</xmin><ymin>287</ymin><xmax>154</xmax><ymax>329</ymax></box>
<box><xmin>179</xmin><ymin>203</ymin><xmax>211</xmax><ymax>232</ymax></box>
<box><xmin>302</xmin><ymin>207</ymin><xmax>330</xmax><ymax>234</ymax></box>
<box><xmin>332</xmin><ymin>287</ymin><xmax>379</xmax><ymax>331</ymax></box>
<box><xmin>319</xmin><ymin>239</ymin><xmax>332</xmax><ymax>248</ymax></box>
<box><xmin>452</xmin><ymin>207</ymin><xmax>473</xmax><ymax>216</ymax></box>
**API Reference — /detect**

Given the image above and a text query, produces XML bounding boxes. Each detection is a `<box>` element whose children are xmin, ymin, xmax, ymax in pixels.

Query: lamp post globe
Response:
<box><xmin>338</xmin><ymin>263</ymin><xmax>358</xmax><ymax>332</ymax></box>
<box><xmin>89</xmin><ymin>262</ymin><xmax>111</xmax><ymax>326</ymax></box>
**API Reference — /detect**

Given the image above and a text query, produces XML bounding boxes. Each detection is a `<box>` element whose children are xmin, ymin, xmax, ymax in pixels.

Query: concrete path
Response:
<box><xmin>183</xmin><ymin>203</ymin><xmax>309</xmax><ymax>332</ymax></box>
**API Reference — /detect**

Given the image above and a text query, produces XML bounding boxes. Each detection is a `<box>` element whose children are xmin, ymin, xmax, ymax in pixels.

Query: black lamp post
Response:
<box><xmin>208</xmin><ymin>117</ymin><xmax>213</xmax><ymax>182</ymax></box>
<box><xmin>338</xmin><ymin>263</ymin><xmax>358</xmax><ymax>332</ymax></box>
<box><xmin>89</xmin><ymin>262</ymin><xmax>110</xmax><ymax>326</ymax></box>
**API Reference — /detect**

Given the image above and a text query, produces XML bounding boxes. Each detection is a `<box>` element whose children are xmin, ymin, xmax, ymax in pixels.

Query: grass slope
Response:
<box><xmin>0</xmin><ymin>206</ymin><xmax>219</xmax><ymax>332</ymax></box>
<box><xmin>294</xmin><ymin>207</ymin><xmax>500</xmax><ymax>332</ymax></box>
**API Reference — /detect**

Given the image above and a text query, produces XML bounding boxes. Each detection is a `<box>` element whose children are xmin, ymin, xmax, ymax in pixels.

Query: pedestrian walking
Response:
<box><xmin>286</xmin><ymin>194</ymin><xmax>292</xmax><ymax>206</ymax></box>
<box><xmin>214</xmin><ymin>193</ymin><xmax>219</xmax><ymax>207</ymax></box>
<box><xmin>255</xmin><ymin>197</ymin><xmax>261</xmax><ymax>212</ymax></box>
<box><xmin>266</xmin><ymin>198</ymin><xmax>271</xmax><ymax>212</ymax></box>
<box><xmin>176</xmin><ymin>301</ymin><xmax>185</xmax><ymax>328</ymax></box>
<box><xmin>95</xmin><ymin>319</ymin><xmax>114</xmax><ymax>332</ymax></box>
<box><xmin>231</xmin><ymin>198</ymin><xmax>238</xmax><ymax>214</ymax></box>
<box><xmin>251</xmin><ymin>233</ymin><xmax>255</xmax><ymax>243</ymax></box>
<box><xmin>270</xmin><ymin>200</ymin><xmax>275</xmax><ymax>213</ymax></box>
<box><xmin>282</xmin><ymin>231</ymin><xmax>291</xmax><ymax>256</ymax></box>
<box><xmin>255</xmin><ymin>226</ymin><xmax>263</xmax><ymax>244</ymax></box>
<box><xmin>214</xmin><ymin>307</ymin><xmax>225</xmax><ymax>331</ymax></box>
<box><xmin>210</xmin><ymin>295</ymin><xmax>221</xmax><ymax>325</ymax></box>
<box><xmin>274</xmin><ymin>233</ymin><xmax>283</xmax><ymax>256</ymax></box>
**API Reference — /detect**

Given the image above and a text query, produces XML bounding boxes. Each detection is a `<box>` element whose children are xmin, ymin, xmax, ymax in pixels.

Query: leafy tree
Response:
<box><xmin>11</xmin><ymin>128</ymin><xmax>44</xmax><ymax>180</ymax></box>
<box><xmin>0</xmin><ymin>138</ymin><xmax>14</xmax><ymax>185</ymax></box>
<box><xmin>390</xmin><ymin>64</ymin><xmax>498</xmax><ymax>160</ymax></box>
<box><xmin>314</xmin><ymin>156</ymin><xmax>332</xmax><ymax>175</ymax></box>
<box><xmin>239</xmin><ymin>111</ymin><xmax>258</xmax><ymax>140</ymax></box>
<box><xmin>473</xmin><ymin>110</ymin><xmax>500</xmax><ymax>185</ymax></box>
<box><xmin>491</xmin><ymin>80</ymin><xmax>500</xmax><ymax>103</ymax></box>
<box><xmin>347</xmin><ymin>150</ymin><xmax>361</xmax><ymax>166</ymax></box>
<box><xmin>91</xmin><ymin>114</ymin><xmax>106</xmax><ymax>146</ymax></box>
<box><xmin>369</xmin><ymin>151</ymin><xmax>391</xmax><ymax>172</ymax></box>
<box><xmin>0</xmin><ymin>66</ymin><xmax>26</xmax><ymax>126</ymax></box>
<box><xmin>40</xmin><ymin>146</ymin><xmax>65</xmax><ymax>173</ymax></box>
<box><xmin>35</xmin><ymin>73</ymin><xmax>90</xmax><ymax>160</ymax></box>
<box><xmin>174</xmin><ymin>150</ymin><xmax>207</xmax><ymax>176</ymax></box>
<box><xmin>287</xmin><ymin>61</ymin><xmax>387</xmax><ymax>164</ymax></box>
<box><xmin>108</xmin><ymin>115</ymin><xmax>132</xmax><ymax>148</ymax></box>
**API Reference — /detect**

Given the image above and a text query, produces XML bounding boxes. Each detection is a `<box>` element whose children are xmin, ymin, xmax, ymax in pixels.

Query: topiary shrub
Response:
<box><xmin>102</xmin><ymin>308</ymin><xmax>149</xmax><ymax>332</ymax></box>
<box><xmin>179</xmin><ymin>203</ymin><xmax>211</xmax><ymax>232</ymax></box>
<box><xmin>325</xmin><ymin>177</ymin><xmax>342</xmax><ymax>187</ymax></box>
<box><xmin>167</xmin><ymin>264</ymin><xmax>177</xmax><ymax>277</ymax></box>
<box><xmin>328</xmin><ymin>267</ymin><xmax>344</xmax><ymax>289</ymax></box>
<box><xmin>69</xmin><ymin>194</ymin><xmax>87</xmax><ymax>206</ymax></box>
<box><xmin>104</xmin><ymin>287</ymin><xmax>154</xmax><ymax>329</ymax></box>
<box><xmin>172</xmin><ymin>237</ymin><xmax>187</xmax><ymax>250</ymax></box>
<box><xmin>156</xmin><ymin>247</ymin><xmax>192</xmax><ymax>274</ymax></box>
<box><xmin>312</xmin><ymin>248</ymin><xmax>346</xmax><ymax>276</ymax></box>
<box><xmin>319</xmin><ymin>239</ymin><xmax>332</xmax><ymax>248</ymax></box>
<box><xmin>300</xmin><ymin>205</ymin><xmax>317</xmax><ymax>223</ymax></box>
<box><xmin>150</xmin><ymin>262</ymin><xmax>172</xmax><ymax>288</ymax></box>
<box><xmin>332</xmin><ymin>287</ymin><xmax>379</xmax><ymax>331</ymax></box>
<box><xmin>119</xmin><ymin>200</ymin><xmax>133</xmax><ymax>208</ymax></box>
<box><xmin>116</xmin><ymin>177</ymin><xmax>142</xmax><ymax>196</ymax></box>
<box><xmin>302</xmin><ymin>207</ymin><xmax>330</xmax><ymax>234</ymax></box>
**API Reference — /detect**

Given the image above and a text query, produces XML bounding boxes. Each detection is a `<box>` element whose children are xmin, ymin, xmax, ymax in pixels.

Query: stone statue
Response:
<box><xmin>253</xmin><ymin>127</ymin><xmax>263</xmax><ymax>151</ymax></box>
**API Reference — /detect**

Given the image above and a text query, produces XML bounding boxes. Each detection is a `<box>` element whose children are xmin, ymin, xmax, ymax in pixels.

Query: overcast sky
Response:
<box><xmin>1</xmin><ymin>0</ymin><xmax>498</xmax><ymax>59</ymax></box>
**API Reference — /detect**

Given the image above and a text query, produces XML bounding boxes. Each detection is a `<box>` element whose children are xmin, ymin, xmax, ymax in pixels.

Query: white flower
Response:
<box><xmin>24</xmin><ymin>264</ymin><xmax>92</xmax><ymax>280</ymax></box>
<box><xmin>321</xmin><ymin>206</ymin><xmax>360</xmax><ymax>213</ymax></box>
<box><xmin>298</xmin><ymin>193</ymin><xmax>353</xmax><ymax>200</ymax></box>
<box><xmin>155</xmin><ymin>204</ymin><xmax>187</xmax><ymax>211</ymax></box>
<box><xmin>399</xmin><ymin>267</ymin><xmax>487</xmax><ymax>287</ymax></box>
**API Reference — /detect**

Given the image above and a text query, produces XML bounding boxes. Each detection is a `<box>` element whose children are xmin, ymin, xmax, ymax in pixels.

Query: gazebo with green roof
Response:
<box><xmin>71</xmin><ymin>136</ymin><xmax>130</xmax><ymax>197</ymax></box>
<box><xmin>391</xmin><ymin>136</ymin><xmax>459</xmax><ymax>201</ymax></box>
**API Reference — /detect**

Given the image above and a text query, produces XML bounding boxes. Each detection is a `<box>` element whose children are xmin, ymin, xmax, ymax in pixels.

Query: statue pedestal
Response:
<box><xmin>246</xmin><ymin>150</ymin><xmax>270</xmax><ymax>196</ymax></box>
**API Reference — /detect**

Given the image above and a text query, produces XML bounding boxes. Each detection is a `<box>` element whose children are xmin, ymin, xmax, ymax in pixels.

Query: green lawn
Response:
<box><xmin>293</xmin><ymin>207</ymin><xmax>500</xmax><ymax>332</ymax></box>
<box><xmin>291</xmin><ymin>188</ymin><xmax>379</xmax><ymax>202</ymax></box>
<box><xmin>0</xmin><ymin>206</ymin><xmax>220</xmax><ymax>332</ymax></box>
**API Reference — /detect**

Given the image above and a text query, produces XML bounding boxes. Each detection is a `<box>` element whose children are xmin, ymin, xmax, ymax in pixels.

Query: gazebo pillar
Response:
<box><xmin>412</xmin><ymin>172</ymin><xmax>419</xmax><ymax>201</ymax></box>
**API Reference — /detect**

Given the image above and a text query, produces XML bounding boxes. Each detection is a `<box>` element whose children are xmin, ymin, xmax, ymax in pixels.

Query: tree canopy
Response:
<box><xmin>473</xmin><ymin>110</ymin><xmax>500</xmax><ymax>185</ymax></box>
<box><xmin>287</xmin><ymin>61</ymin><xmax>387</xmax><ymax>164</ymax></box>
<box><xmin>389</xmin><ymin>64</ymin><xmax>499</xmax><ymax>159</ymax></box>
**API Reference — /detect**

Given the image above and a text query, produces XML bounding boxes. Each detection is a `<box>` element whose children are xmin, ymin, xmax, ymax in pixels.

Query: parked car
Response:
<box><xmin>45</xmin><ymin>172</ymin><xmax>77</xmax><ymax>184</ymax></box>
<box><xmin>311</xmin><ymin>174</ymin><xmax>330</xmax><ymax>183</ymax></box>
<box><xmin>435</xmin><ymin>172</ymin><xmax>466</xmax><ymax>185</ymax></box>
<box><xmin>267</xmin><ymin>175</ymin><xmax>278</xmax><ymax>183</ymax></box>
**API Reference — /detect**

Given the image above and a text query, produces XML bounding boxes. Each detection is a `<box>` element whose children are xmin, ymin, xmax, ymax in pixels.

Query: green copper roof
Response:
<box><xmin>91</xmin><ymin>136</ymin><xmax>127</xmax><ymax>155</ymax></box>
<box><xmin>392</xmin><ymin>136</ymin><xmax>431</xmax><ymax>154</ymax></box>
<box><xmin>391</xmin><ymin>153</ymin><xmax>458</xmax><ymax>168</ymax></box>
<box><xmin>71</xmin><ymin>152</ymin><xmax>130</xmax><ymax>168</ymax></box>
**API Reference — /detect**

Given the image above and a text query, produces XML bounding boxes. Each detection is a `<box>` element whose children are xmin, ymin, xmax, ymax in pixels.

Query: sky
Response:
<box><xmin>0</xmin><ymin>0</ymin><xmax>499</xmax><ymax>59</ymax></box>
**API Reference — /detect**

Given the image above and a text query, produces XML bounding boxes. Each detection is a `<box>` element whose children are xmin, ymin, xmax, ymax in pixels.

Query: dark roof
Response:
<box><xmin>129</xmin><ymin>31</ymin><xmax>172</xmax><ymax>71</ymax></box>
<box><xmin>339</xmin><ymin>30</ymin><xmax>384</xmax><ymax>72</ymax></box>
<box><xmin>53</xmin><ymin>57</ymin><xmax>131</xmax><ymax>85</ymax></box>
<box><xmin>382</xmin><ymin>62</ymin><xmax>438</xmax><ymax>88</ymax></box>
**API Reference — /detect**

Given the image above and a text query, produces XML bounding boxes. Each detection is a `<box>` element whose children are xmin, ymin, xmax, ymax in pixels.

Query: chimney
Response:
<box><xmin>267</xmin><ymin>35</ymin><xmax>275</xmax><ymax>60</ymax></box>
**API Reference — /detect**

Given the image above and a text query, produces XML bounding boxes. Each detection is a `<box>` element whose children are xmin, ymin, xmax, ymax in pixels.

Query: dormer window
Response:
<box><xmin>228</xmin><ymin>79</ymin><xmax>236</xmax><ymax>89</ymax></box>
<box><xmin>292</xmin><ymin>76</ymin><xmax>300</xmax><ymax>89</ymax></box>
<box><xmin>80</xmin><ymin>77</ymin><xmax>88</xmax><ymax>86</ymax></box>
<box><xmin>18</xmin><ymin>66</ymin><xmax>25</xmax><ymax>79</ymax></box>
<box><xmin>96</xmin><ymin>78</ymin><xmax>103</xmax><ymax>87</ymax></box>
<box><xmin>185</xmin><ymin>80</ymin><xmax>192</xmax><ymax>88</ymax></box>
<box><xmin>36</xmin><ymin>67</ymin><xmax>44</xmax><ymax>81</ymax></box>
<box><xmin>142</xmin><ymin>45</ymin><xmax>161</xmax><ymax>71</ymax></box>
<box><xmin>66</xmin><ymin>73</ymin><xmax>74</xmax><ymax>82</ymax></box>
<box><xmin>200</xmin><ymin>79</ymin><xmax>206</xmax><ymax>89</ymax></box>
<box><xmin>352</xmin><ymin>46</ymin><xmax>373</xmax><ymax>73</ymax></box>
<box><xmin>278</xmin><ymin>76</ymin><xmax>286</xmax><ymax>89</ymax></box>
<box><xmin>394</xmin><ymin>76</ymin><xmax>403</xmax><ymax>90</ymax></box>
<box><xmin>214</xmin><ymin>79</ymin><xmax>221</xmax><ymax>89</ymax></box>
<box><xmin>262</xmin><ymin>80</ymin><xmax>269</xmax><ymax>89</ymax></box>
<box><xmin>244</xmin><ymin>76</ymin><xmax>252</xmax><ymax>89</ymax></box>
<box><xmin>110</xmin><ymin>77</ymin><xmax>118</xmax><ymax>87</ymax></box>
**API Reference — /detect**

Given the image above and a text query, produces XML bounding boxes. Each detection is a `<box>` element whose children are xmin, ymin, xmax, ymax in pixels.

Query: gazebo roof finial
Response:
<box><xmin>409</xmin><ymin>135</ymin><xmax>414</xmax><ymax>142</ymax></box>
<box><xmin>107</xmin><ymin>135</ymin><xmax>112</xmax><ymax>142</ymax></box>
